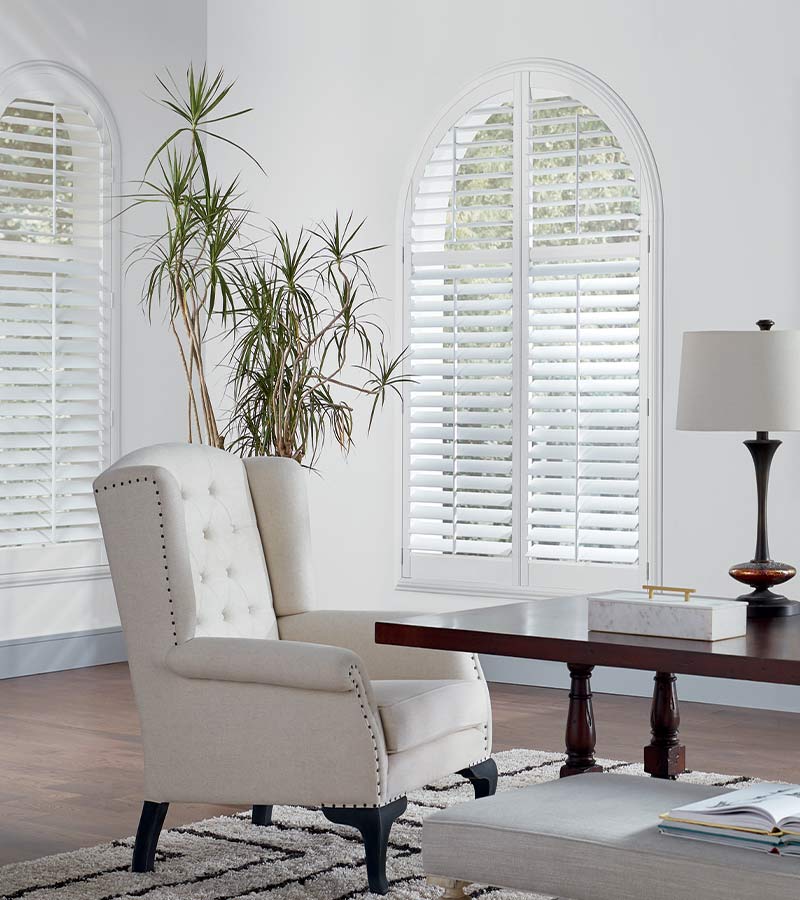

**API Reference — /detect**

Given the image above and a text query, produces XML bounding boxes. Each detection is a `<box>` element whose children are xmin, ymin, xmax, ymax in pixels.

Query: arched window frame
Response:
<box><xmin>0</xmin><ymin>60</ymin><xmax>121</xmax><ymax>579</ymax></box>
<box><xmin>397</xmin><ymin>59</ymin><xmax>663</xmax><ymax>599</ymax></box>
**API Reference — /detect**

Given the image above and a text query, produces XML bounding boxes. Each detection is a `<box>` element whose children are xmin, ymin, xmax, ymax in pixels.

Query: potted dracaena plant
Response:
<box><xmin>127</xmin><ymin>66</ymin><xmax>408</xmax><ymax>462</ymax></box>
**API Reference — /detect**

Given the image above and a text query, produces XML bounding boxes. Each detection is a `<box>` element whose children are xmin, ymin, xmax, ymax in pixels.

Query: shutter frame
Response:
<box><xmin>0</xmin><ymin>62</ymin><xmax>119</xmax><ymax>572</ymax></box>
<box><xmin>400</xmin><ymin>61</ymin><xmax>661</xmax><ymax>594</ymax></box>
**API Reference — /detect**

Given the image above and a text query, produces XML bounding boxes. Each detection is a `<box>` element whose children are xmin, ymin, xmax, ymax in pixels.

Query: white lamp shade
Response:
<box><xmin>677</xmin><ymin>329</ymin><xmax>800</xmax><ymax>432</ymax></box>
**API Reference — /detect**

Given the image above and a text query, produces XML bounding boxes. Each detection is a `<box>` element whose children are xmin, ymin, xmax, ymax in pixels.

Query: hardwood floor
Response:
<box><xmin>0</xmin><ymin>662</ymin><xmax>798</xmax><ymax>865</ymax></box>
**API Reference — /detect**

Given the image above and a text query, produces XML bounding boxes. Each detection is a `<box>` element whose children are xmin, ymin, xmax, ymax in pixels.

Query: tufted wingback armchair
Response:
<box><xmin>94</xmin><ymin>443</ymin><xmax>496</xmax><ymax>894</ymax></box>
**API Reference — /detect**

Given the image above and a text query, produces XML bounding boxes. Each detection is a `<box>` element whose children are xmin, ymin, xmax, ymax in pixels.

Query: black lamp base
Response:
<box><xmin>728</xmin><ymin>429</ymin><xmax>798</xmax><ymax>619</ymax></box>
<box><xmin>733</xmin><ymin>588</ymin><xmax>800</xmax><ymax>618</ymax></box>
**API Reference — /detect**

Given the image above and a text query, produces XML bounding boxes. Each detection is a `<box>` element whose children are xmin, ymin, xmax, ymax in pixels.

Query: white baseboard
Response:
<box><xmin>480</xmin><ymin>655</ymin><xmax>800</xmax><ymax>714</ymax></box>
<box><xmin>0</xmin><ymin>627</ymin><xmax>127</xmax><ymax>679</ymax></box>
<box><xmin>2</xmin><ymin>630</ymin><xmax>795</xmax><ymax>714</ymax></box>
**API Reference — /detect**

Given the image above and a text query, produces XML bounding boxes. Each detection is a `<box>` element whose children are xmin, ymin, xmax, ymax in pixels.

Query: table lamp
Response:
<box><xmin>676</xmin><ymin>320</ymin><xmax>800</xmax><ymax>618</ymax></box>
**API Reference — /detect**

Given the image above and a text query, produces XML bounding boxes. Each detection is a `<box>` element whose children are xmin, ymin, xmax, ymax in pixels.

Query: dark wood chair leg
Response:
<box><xmin>644</xmin><ymin>671</ymin><xmax>686</xmax><ymax>779</ymax></box>
<box><xmin>132</xmin><ymin>801</ymin><xmax>169</xmax><ymax>872</ymax></box>
<box><xmin>322</xmin><ymin>796</ymin><xmax>407</xmax><ymax>895</ymax></box>
<box><xmin>457</xmin><ymin>757</ymin><xmax>498</xmax><ymax>798</ymax></box>
<box><xmin>251</xmin><ymin>804</ymin><xmax>273</xmax><ymax>826</ymax></box>
<box><xmin>561</xmin><ymin>663</ymin><xmax>603</xmax><ymax>777</ymax></box>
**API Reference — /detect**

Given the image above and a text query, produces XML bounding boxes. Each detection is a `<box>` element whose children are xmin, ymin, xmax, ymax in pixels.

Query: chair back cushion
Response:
<box><xmin>243</xmin><ymin>456</ymin><xmax>316</xmax><ymax>617</ymax></box>
<box><xmin>108</xmin><ymin>443</ymin><xmax>278</xmax><ymax>640</ymax></box>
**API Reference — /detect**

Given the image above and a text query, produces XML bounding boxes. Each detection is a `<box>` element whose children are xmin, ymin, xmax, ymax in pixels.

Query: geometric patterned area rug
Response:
<box><xmin>0</xmin><ymin>748</ymin><xmax>755</xmax><ymax>900</ymax></box>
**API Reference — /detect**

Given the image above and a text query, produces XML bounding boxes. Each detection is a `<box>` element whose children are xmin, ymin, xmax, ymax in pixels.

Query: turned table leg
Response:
<box><xmin>643</xmin><ymin>671</ymin><xmax>686</xmax><ymax>779</ymax></box>
<box><xmin>561</xmin><ymin>663</ymin><xmax>603</xmax><ymax>778</ymax></box>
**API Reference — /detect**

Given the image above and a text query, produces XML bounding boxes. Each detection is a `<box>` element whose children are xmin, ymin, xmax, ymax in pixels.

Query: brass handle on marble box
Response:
<box><xmin>642</xmin><ymin>584</ymin><xmax>696</xmax><ymax>603</ymax></box>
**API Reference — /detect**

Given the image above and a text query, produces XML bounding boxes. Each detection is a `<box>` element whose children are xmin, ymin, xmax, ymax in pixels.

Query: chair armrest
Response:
<box><xmin>278</xmin><ymin>610</ymin><xmax>483</xmax><ymax>682</ymax></box>
<box><xmin>166</xmin><ymin>636</ymin><xmax>363</xmax><ymax>692</ymax></box>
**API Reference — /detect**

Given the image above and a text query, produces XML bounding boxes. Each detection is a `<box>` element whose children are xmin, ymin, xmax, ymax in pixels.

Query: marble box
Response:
<box><xmin>587</xmin><ymin>590</ymin><xmax>748</xmax><ymax>641</ymax></box>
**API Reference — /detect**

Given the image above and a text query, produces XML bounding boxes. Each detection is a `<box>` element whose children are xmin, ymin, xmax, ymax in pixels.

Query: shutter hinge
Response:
<box><xmin>400</xmin><ymin>546</ymin><xmax>404</xmax><ymax>567</ymax></box>
<box><xmin>646</xmin><ymin>398</ymin><xmax>650</xmax><ymax>417</ymax></box>
<box><xmin>646</xmin><ymin>561</ymin><xmax>650</xmax><ymax>579</ymax></box>
<box><xmin>401</xmin><ymin>245</ymin><xmax>405</xmax><ymax>264</ymax></box>
<box><xmin>647</xmin><ymin>233</ymin><xmax>651</xmax><ymax>253</ymax></box>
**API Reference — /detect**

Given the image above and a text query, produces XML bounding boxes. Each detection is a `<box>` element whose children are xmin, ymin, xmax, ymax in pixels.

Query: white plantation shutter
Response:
<box><xmin>527</xmin><ymin>94</ymin><xmax>642</xmax><ymax>574</ymax></box>
<box><xmin>406</xmin><ymin>88</ymin><xmax>515</xmax><ymax>583</ymax></box>
<box><xmin>0</xmin><ymin>95</ymin><xmax>112</xmax><ymax>552</ymax></box>
<box><xmin>403</xmin><ymin>67</ymin><xmax>656</xmax><ymax>592</ymax></box>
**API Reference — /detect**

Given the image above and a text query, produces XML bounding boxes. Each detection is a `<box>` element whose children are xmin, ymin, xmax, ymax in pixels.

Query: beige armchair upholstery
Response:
<box><xmin>94</xmin><ymin>443</ymin><xmax>495</xmax><ymax>894</ymax></box>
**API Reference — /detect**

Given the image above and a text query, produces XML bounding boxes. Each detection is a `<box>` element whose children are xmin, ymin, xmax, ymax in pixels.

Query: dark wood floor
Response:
<box><xmin>1</xmin><ymin>662</ymin><xmax>798</xmax><ymax>865</ymax></box>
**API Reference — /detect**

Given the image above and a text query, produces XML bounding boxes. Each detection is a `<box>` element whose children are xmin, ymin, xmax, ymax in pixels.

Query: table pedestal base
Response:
<box><xmin>644</xmin><ymin>671</ymin><xmax>686</xmax><ymax>779</ymax></box>
<box><xmin>561</xmin><ymin>664</ymin><xmax>603</xmax><ymax>778</ymax></box>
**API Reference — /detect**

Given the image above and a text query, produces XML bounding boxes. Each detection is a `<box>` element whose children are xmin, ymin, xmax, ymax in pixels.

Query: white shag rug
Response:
<box><xmin>0</xmin><ymin>749</ymin><xmax>755</xmax><ymax>900</ymax></box>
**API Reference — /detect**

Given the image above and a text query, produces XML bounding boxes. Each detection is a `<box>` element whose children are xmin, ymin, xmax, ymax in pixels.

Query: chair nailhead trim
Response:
<box><xmin>470</xmin><ymin>653</ymin><xmax>490</xmax><ymax>755</ymax></box>
<box><xmin>95</xmin><ymin>475</ymin><xmax>177</xmax><ymax>647</ymax></box>
<box><xmin>348</xmin><ymin>663</ymin><xmax>382</xmax><ymax>804</ymax></box>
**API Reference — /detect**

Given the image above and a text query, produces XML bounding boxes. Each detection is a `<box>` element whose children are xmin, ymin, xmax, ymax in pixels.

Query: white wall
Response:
<box><xmin>0</xmin><ymin>0</ymin><xmax>204</xmax><ymax>644</ymax></box>
<box><xmin>4</xmin><ymin>0</ymin><xmax>799</xmax><ymax>710</ymax></box>
<box><xmin>206</xmin><ymin>0</ymin><xmax>800</xmax><ymax>708</ymax></box>
<box><xmin>206</xmin><ymin>0</ymin><xmax>800</xmax><ymax>604</ymax></box>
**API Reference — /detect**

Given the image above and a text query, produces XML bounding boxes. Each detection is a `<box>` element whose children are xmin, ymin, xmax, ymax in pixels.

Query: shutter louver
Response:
<box><xmin>527</xmin><ymin>93</ymin><xmax>641</xmax><ymax>567</ymax></box>
<box><xmin>0</xmin><ymin>99</ymin><xmax>110</xmax><ymax>549</ymax></box>
<box><xmin>408</xmin><ymin>91</ymin><xmax>514</xmax><ymax>561</ymax></box>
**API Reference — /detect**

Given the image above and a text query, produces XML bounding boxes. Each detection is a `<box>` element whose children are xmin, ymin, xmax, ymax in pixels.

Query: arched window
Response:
<box><xmin>401</xmin><ymin>62</ymin><xmax>661</xmax><ymax>595</ymax></box>
<box><xmin>0</xmin><ymin>62</ymin><xmax>118</xmax><ymax>573</ymax></box>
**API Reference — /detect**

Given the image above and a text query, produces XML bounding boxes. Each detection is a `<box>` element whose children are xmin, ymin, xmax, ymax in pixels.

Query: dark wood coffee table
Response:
<box><xmin>375</xmin><ymin>595</ymin><xmax>800</xmax><ymax>779</ymax></box>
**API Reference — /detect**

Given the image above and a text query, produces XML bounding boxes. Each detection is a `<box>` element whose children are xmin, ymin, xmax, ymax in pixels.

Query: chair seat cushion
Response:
<box><xmin>372</xmin><ymin>679</ymin><xmax>487</xmax><ymax>753</ymax></box>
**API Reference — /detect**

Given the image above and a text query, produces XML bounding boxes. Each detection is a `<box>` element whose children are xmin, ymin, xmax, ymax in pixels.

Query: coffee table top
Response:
<box><xmin>375</xmin><ymin>595</ymin><xmax>800</xmax><ymax>685</ymax></box>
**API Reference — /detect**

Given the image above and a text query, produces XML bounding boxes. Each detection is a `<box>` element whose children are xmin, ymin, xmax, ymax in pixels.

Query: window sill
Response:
<box><xmin>0</xmin><ymin>563</ymin><xmax>111</xmax><ymax>591</ymax></box>
<box><xmin>0</xmin><ymin>539</ymin><xmax>108</xmax><ymax>585</ymax></box>
<box><xmin>395</xmin><ymin>577</ymin><xmax>579</xmax><ymax>604</ymax></box>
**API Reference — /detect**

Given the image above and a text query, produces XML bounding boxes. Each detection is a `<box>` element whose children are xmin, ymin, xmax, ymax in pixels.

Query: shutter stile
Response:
<box><xmin>0</xmin><ymin>99</ymin><xmax>109</xmax><ymax>549</ymax></box>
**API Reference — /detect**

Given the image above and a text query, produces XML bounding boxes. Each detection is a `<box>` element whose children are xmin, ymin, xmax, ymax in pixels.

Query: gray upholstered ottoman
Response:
<box><xmin>423</xmin><ymin>774</ymin><xmax>800</xmax><ymax>900</ymax></box>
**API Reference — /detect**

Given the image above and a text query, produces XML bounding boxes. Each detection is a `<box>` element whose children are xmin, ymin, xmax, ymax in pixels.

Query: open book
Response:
<box><xmin>661</xmin><ymin>783</ymin><xmax>800</xmax><ymax>836</ymax></box>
